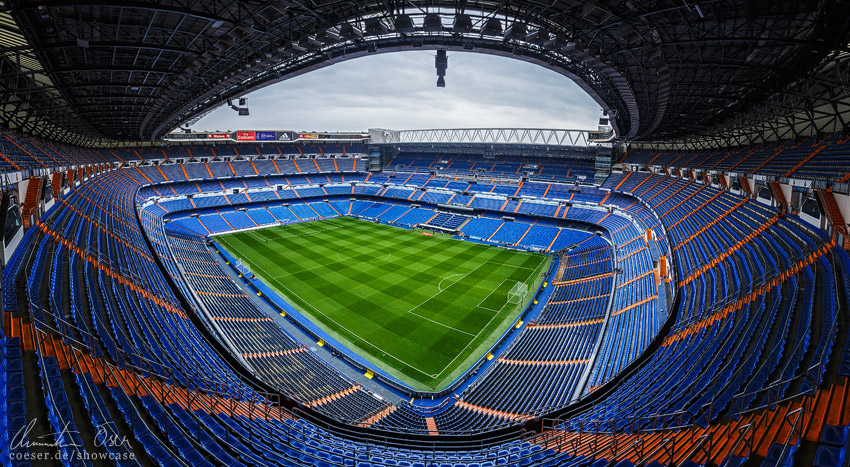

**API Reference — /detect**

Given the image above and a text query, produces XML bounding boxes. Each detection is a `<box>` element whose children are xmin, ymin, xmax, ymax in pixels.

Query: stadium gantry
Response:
<box><xmin>1</xmin><ymin>1</ymin><xmax>850</xmax><ymax>467</ymax></box>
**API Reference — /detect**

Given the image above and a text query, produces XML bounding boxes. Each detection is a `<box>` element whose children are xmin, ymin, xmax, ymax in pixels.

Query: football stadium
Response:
<box><xmin>1</xmin><ymin>1</ymin><xmax>850</xmax><ymax>466</ymax></box>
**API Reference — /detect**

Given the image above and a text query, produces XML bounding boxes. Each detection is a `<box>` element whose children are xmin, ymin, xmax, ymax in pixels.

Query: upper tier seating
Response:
<box><xmin>386</xmin><ymin>154</ymin><xmax>596</xmax><ymax>182</ymax></box>
<box><xmin>0</xmin><ymin>134</ymin><xmax>368</xmax><ymax>173</ymax></box>
<box><xmin>622</xmin><ymin>132</ymin><xmax>850</xmax><ymax>181</ymax></box>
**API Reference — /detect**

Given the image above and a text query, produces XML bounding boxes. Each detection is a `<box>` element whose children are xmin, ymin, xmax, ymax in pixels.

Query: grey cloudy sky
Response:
<box><xmin>193</xmin><ymin>51</ymin><xmax>601</xmax><ymax>133</ymax></box>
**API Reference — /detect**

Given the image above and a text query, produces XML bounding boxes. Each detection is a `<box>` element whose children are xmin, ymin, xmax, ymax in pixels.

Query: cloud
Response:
<box><xmin>193</xmin><ymin>52</ymin><xmax>601</xmax><ymax>133</ymax></box>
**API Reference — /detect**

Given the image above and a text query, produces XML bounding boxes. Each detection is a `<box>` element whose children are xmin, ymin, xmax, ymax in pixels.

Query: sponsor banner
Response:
<box><xmin>299</xmin><ymin>133</ymin><xmax>319</xmax><ymax>140</ymax></box>
<box><xmin>236</xmin><ymin>131</ymin><xmax>256</xmax><ymax>141</ymax></box>
<box><xmin>207</xmin><ymin>133</ymin><xmax>231</xmax><ymax>140</ymax></box>
<box><xmin>164</xmin><ymin>133</ymin><xmax>196</xmax><ymax>140</ymax></box>
<box><xmin>328</xmin><ymin>133</ymin><xmax>368</xmax><ymax>140</ymax></box>
<box><xmin>277</xmin><ymin>131</ymin><xmax>296</xmax><ymax>141</ymax></box>
<box><xmin>256</xmin><ymin>131</ymin><xmax>276</xmax><ymax>141</ymax></box>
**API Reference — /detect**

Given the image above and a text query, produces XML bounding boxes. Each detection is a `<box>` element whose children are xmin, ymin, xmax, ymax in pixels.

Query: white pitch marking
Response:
<box><xmin>217</xmin><ymin>236</ymin><xmax>440</xmax><ymax>378</ymax></box>
<box><xmin>219</xmin><ymin>228</ymin><xmax>551</xmax><ymax>382</ymax></box>
<box><xmin>438</xmin><ymin>273</ymin><xmax>464</xmax><ymax>292</ymax></box>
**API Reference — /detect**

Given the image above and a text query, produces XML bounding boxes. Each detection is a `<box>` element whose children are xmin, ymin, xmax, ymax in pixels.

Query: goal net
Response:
<box><xmin>235</xmin><ymin>259</ymin><xmax>251</xmax><ymax>276</ymax></box>
<box><xmin>507</xmin><ymin>282</ymin><xmax>529</xmax><ymax>305</ymax></box>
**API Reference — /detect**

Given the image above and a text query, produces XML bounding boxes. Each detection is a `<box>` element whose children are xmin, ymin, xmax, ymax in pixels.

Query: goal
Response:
<box><xmin>507</xmin><ymin>282</ymin><xmax>529</xmax><ymax>305</ymax></box>
<box><xmin>235</xmin><ymin>259</ymin><xmax>251</xmax><ymax>276</ymax></box>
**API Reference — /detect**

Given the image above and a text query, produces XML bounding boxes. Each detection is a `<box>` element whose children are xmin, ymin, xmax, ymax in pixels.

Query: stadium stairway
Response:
<box><xmin>146</xmin><ymin>170</ymin><xmax>744</xmax><ymax>434</ymax></box>
<box><xmin>20</xmin><ymin>176</ymin><xmax>42</xmax><ymax>229</ymax></box>
<box><xmin>817</xmin><ymin>188</ymin><xmax>850</xmax><ymax>248</ymax></box>
<box><xmin>151</xmin><ymin>176</ymin><xmax>668</xmax><ymax>438</ymax></box>
<box><xmin>143</xmin><ymin>174</ymin><xmax>659</xmax><ymax>428</ymax></box>
<box><xmin>559</xmin><ymin>173</ymin><xmax>850</xmax><ymax>465</ymax></box>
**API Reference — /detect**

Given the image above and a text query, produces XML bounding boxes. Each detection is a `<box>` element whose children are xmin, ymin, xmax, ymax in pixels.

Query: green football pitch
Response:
<box><xmin>216</xmin><ymin>216</ymin><xmax>551</xmax><ymax>391</ymax></box>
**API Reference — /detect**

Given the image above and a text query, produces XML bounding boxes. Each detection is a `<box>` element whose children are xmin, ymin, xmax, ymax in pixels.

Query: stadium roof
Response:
<box><xmin>1</xmin><ymin>0</ymin><xmax>849</xmax><ymax>147</ymax></box>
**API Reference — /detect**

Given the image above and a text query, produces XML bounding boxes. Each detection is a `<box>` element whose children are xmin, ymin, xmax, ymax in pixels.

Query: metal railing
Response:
<box><xmin>24</xmin><ymin>295</ymin><xmax>551</xmax><ymax>454</ymax></box>
<box><xmin>10</xmin><ymin>167</ymin><xmax>845</xmax><ymax>465</ymax></box>
<box><xmin>525</xmin><ymin>239</ymin><xmax>842</xmax><ymax>466</ymax></box>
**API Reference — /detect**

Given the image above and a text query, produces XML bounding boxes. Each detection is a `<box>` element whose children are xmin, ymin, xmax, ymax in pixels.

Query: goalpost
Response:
<box><xmin>507</xmin><ymin>281</ymin><xmax>529</xmax><ymax>305</ymax></box>
<box><xmin>235</xmin><ymin>259</ymin><xmax>251</xmax><ymax>276</ymax></box>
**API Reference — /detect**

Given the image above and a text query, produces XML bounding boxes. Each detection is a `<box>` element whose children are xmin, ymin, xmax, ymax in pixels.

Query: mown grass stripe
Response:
<box><xmin>218</xmin><ymin>216</ymin><xmax>551</xmax><ymax>391</ymax></box>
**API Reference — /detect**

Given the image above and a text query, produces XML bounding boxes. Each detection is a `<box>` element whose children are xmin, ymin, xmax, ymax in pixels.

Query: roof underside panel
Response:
<box><xmin>1</xmin><ymin>0</ymin><xmax>849</xmax><ymax>146</ymax></box>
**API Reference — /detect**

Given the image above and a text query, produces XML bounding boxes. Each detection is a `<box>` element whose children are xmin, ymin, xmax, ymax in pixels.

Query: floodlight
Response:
<box><xmin>452</xmin><ymin>14</ymin><xmax>473</xmax><ymax>33</ymax></box>
<box><xmin>394</xmin><ymin>14</ymin><xmax>415</xmax><ymax>33</ymax></box>
<box><xmin>423</xmin><ymin>13</ymin><xmax>443</xmax><ymax>32</ymax></box>
<box><xmin>481</xmin><ymin>17</ymin><xmax>502</xmax><ymax>36</ymax></box>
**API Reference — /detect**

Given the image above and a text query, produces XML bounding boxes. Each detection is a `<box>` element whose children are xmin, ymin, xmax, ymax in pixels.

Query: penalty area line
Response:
<box><xmin>216</xmin><ymin>236</ymin><xmax>441</xmax><ymax>379</ymax></box>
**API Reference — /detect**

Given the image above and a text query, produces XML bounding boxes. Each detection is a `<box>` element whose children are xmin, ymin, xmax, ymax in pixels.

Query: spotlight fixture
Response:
<box><xmin>452</xmin><ymin>14</ymin><xmax>473</xmax><ymax>33</ymax></box>
<box><xmin>340</xmin><ymin>23</ymin><xmax>363</xmax><ymax>39</ymax></box>
<box><xmin>504</xmin><ymin>22</ymin><xmax>527</xmax><ymax>40</ymax></box>
<box><xmin>394</xmin><ymin>14</ymin><xmax>415</xmax><ymax>33</ymax></box>
<box><xmin>423</xmin><ymin>13</ymin><xmax>443</xmax><ymax>32</ymax></box>
<box><xmin>228</xmin><ymin>97</ymin><xmax>249</xmax><ymax>116</ymax></box>
<box><xmin>481</xmin><ymin>17</ymin><xmax>502</xmax><ymax>36</ymax></box>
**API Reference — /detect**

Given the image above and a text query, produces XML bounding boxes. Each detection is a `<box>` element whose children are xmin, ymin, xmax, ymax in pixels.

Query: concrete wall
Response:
<box><xmin>779</xmin><ymin>183</ymin><xmax>793</xmax><ymax>207</ymax></box>
<box><xmin>16</xmin><ymin>177</ymin><xmax>29</xmax><ymax>201</ymax></box>
<box><xmin>832</xmin><ymin>191</ymin><xmax>850</xmax><ymax>226</ymax></box>
<box><xmin>740</xmin><ymin>177</ymin><xmax>753</xmax><ymax>195</ymax></box>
